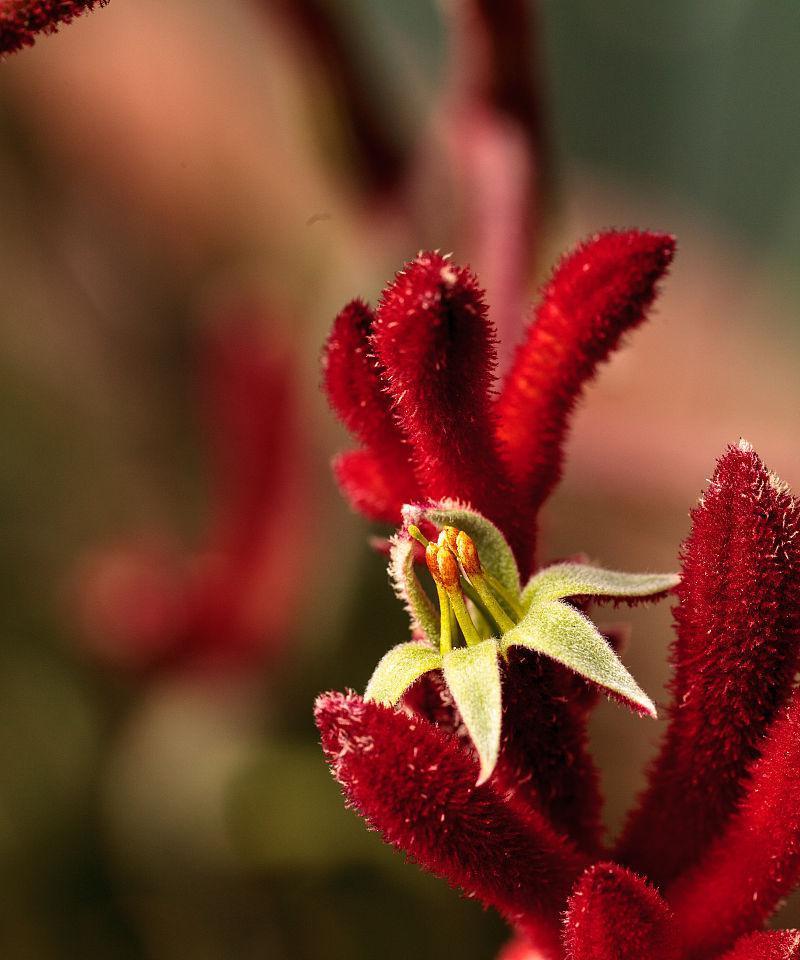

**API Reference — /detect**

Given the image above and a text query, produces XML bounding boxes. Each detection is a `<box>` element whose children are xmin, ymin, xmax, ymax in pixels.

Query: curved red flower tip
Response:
<box><xmin>617</xmin><ymin>441</ymin><xmax>800</xmax><ymax>887</ymax></box>
<box><xmin>668</xmin><ymin>689</ymin><xmax>800</xmax><ymax>960</ymax></box>
<box><xmin>718</xmin><ymin>931</ymin><xmax>800</xmax><ymax>960</ymax></box>
<box><xmin>370</xmin><ymin>252</ymin><xmax>517</xmax><ymax>536</ymax></box>
<box><xmin>315</xmin><ymin>690</ymin><xmax>586</xmax><ymax>949</ymax></box>
<box><xmin>0</xmin><ymin>0</ymin><xmax>107</xmax><ymax>55</ymax></box>
<box><xmin>322</xmin><ymin>299</ymin><xmax>420</xmax><ymax>522</ymax></box>
<box><xmin>331</xmin><ymin>449</ymin><xmax>412</xmax><ymax>524</ymax></box>
<box><xmin>496</xmin><ymin>230</ymin><xmax>675</xmax><ymax>510</ymax></box>
<box><xmin>564</xmin><ymin>863</ymin><xmax>680</xmax><ymax>960</ymax></box>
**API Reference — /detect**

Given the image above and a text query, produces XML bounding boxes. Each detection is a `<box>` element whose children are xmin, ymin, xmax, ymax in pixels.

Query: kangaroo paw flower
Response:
<box><xmin>323</xmin><ymin>237</ymin><xmax>674</xmax><ymax>576</ymax></box>
<box><xmin>667</xmin><ymin>687</ymin><xmax>800</xmax><ymax>959</ymax></box>
<box><xmin>617</xmin><ymin>441</ymin><xmax>800</xmax><ymax>887</ymax></box>
<box><xmin>323</xmin><ymin>299</ymin><xmax>420</xmax><ymax>522</ymax></box>
<box><xmin>363</xmin><ymin>502</ymin><xmax>670</xmax><ymax>783</ymax></box>
<box><xmin>496</xmin><ymin>230</ymin><xmax>675</xmax><ymax>513</ymax></box>
<box><xmin>315</xmin><ymin>690</ymin><xmax>586</xmax><ymax>950</ymax></box>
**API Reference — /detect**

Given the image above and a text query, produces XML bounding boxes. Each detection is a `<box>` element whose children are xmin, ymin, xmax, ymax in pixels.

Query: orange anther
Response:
<box><xmin>436</xmin><ymin>546</ymin><xmax>461</xmax><ymax>590</ymax></box>
<box><xmin>455</xmin><ymin>531</ymin><xmax>481</xmax><ymax>577</ymax></box>
<box><xmin>425</xmin><ymin>541</ymin><xmax>443</xmax><ymax>584</ymax></box>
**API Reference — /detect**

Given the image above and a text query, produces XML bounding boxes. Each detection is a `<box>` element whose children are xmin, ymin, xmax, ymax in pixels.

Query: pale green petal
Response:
<box><xmin>388</xmin><ymin>534</ymin><xmax>440</xmax><ymax>645</ymax></box>
<box><xmin>403</xmin><ymin>500</ymin><xmax>520</xmax><ymax>594</ymax></box>
<box><xmin>523</xmin><ymin>563</ymin><xmax>679</xmax><ymax>606</ymax></box>
<box><xmin>442</xmin><ymin>639</ymin><xmax>502</xmax><ymax>785</ymax></box>
<box><xmin>364</xmin><ymin>642</ymin><xmax>443</xmax><ymax>706</ymax></box>
<box><xmin>501</xmin><ymin>600</ymin><xmax>656</xmax><ymax>717</ymax></box>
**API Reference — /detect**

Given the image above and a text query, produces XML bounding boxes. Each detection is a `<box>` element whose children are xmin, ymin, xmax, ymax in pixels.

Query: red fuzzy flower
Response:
<box><xmin>617</xmin><ymin>441</ymin><xmax>800</xmax><ymax>887</ymax></box>
<box><xmin>322</xmin><ymin>231</ymin><xmax>675</xmax><ymax>575</ymax></box>
<box><xmin>318</xmin><ymin>238</ymin><xmax>800</xmax><ymax>958</ymax></box>
<box><xmin>0</xmin><ymin>0</ymin><xmax>108</xmax><ymax>55</ymax></box>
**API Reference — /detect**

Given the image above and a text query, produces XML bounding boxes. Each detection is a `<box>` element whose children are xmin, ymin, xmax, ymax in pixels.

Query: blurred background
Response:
<box><xmin>1</xmin><ymin>1</ymin><xmax>800</xmax><ymax>957</ymax></box>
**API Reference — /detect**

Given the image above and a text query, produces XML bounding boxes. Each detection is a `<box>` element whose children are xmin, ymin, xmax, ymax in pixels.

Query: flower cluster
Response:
<box><xmin>0</xmin><ymin>0</ymin><xmax>108</xmax><ymax>55</ymax></box>
<box><xmin>317</xmin><ymin>234</ymin><xmax>800</xmax><ymax>959</ymax></box>
<box><xmin>322</xmin><ymin>231</ymin><xmax>675</xmax><ymax>576</ymax></box>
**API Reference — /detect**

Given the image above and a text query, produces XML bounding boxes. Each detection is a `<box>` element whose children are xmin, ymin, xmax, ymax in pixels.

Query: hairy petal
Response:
<box><xmin>564</xmin><ymin>863</ymin><xmax>680</xmax><ymax>960</ymax></box>
<box><xmin>617</xmin><ymin>442</ymin><xmax>800</xmax><ymax>886</ymax></box>
<box><xmin>668</xmin><ymin>691</ymin><xmax>800</xmax><ymax>960</ymax></box>
<box><xmin>322</xmin><ymin>300</ymin><xmax>407</xmax><ymax>457</ymax></box>
<box><xmin>442</xmin><ymin>639</ymin><xmax>502</xmax><ymax>785</ymax></box>
<box><xmin>332</xmin><ymin>449</ymin><xmax>416</xmax><ymax>524</ymax></box>
<box><xmin>0</xmin><ymin>0</ymin><xmax>107</xmax><ymax>54</ymax></box>
<box><xmin>496</xmin><ymin>230</ymin><xmax>675</xmax><ymax>510</ymax></box>
<box><xmin>718</xmin><ymin>931</ymin><xmax>800</xmax><ymax>960</ymax></box>
<box><xmin>401</xmin><ymin>669</ymin><xmax>462</xmax><ymax>734</ymax></box>
<box><xmin>523</xmin><ymin>563</ymin><xmax>678</xmax><ymax>606</ymax></box>
<box><xmin>364</xmin><ymin>642</ymin><xmax>442</xmax><ymax>707</ymax></box>
<box><xmin>316</xmin><ymin>691</ymin><xmax>586</xmax><ymax>947</ymax></box>
<box><xmin>501</xmin><ymin>600</ymin><xmax>656</xmax><ymax>718</ymax></box>
<box><xmin>323</xmin><ymin>300</ymin><xmax>419</xmax><ymax>521</ymax></box>
<box><xmin>371</xmin><ymin>252</ymin><xmax>520</xmax><ymax>552</ymax></box>
<box><xmin>387</xmin><ymin>531</ymin><xmax>440</xmax><ymax>643</ymax></box>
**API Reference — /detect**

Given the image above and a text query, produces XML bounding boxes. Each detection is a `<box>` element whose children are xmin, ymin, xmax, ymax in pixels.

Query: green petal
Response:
<box><xmin>501</xmin><ymin>600</ymin><xmax>656</xmax><ymax>718</ymax></box>
<box><xmin>442</xmin><ymin>639</ymin><xmax>502</xmax><ymax>785</ymax></box>
<box><xmin>388</xmin><ymin>533</ymin><xmax>440</xmax><ymax>645</ymax></box>
<box><xmin>523</xmin><ymin>563</ymin><xmax>679</xmax><ymax>606</ymax></box>
<box><xmin>364</xmin><ymin>642</ymin><xmax>443</xmax><ymax>707</ymax></box>
<box><xmin>403</xmin><ymin>500</ymin><xmax>520</xmax><ymax>594</ymax></box>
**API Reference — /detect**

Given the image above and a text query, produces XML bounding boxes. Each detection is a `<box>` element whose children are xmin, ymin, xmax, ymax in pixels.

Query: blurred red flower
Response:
<box><xmin>73</xmin><ymin>301</ymin><xmax>308</xmax><ymax>675</ymax></box>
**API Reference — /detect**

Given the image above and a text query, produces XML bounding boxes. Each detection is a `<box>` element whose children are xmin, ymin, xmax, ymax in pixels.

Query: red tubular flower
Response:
<box><xmin>616</xmin><ymin>442</ymin><xmax>800</xmax><ymax>887</ymax></box>
<box><xmin>667</xmin><ymin>688</ymin><xmax>800</xmax><ymax>959</ymax></box>
<box><xmin>323</xmin><ymin>299</ymin><xmax>420</xmax><ymax>522</ymax></box>
<box><xmin>563</xmin><ymin>863</ymin><xmax>680</xmax><ymax>960</ymax></box>
<box><xmin>315</xmin><ymin>690</ymin><xmax>587</xmax><ymax>954</ymax></box>
<box><xmin>324</xmin><ymin>234</ymin><xmax>674</xmax><ymax>577</ymax></box>
<box><xmin>371</xmin><ymin>252</ymin><xmax>518</xmax><ymax>542</ymax></box>
<box><xmin>496</xmin><ymin>230</ymin><xmax>675</xmax><ymax>518</ymax></box>
<box><xmin>0</xmin><ymin>0</ymin><xmax>107</xmax><ymax>55</ymax></box>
